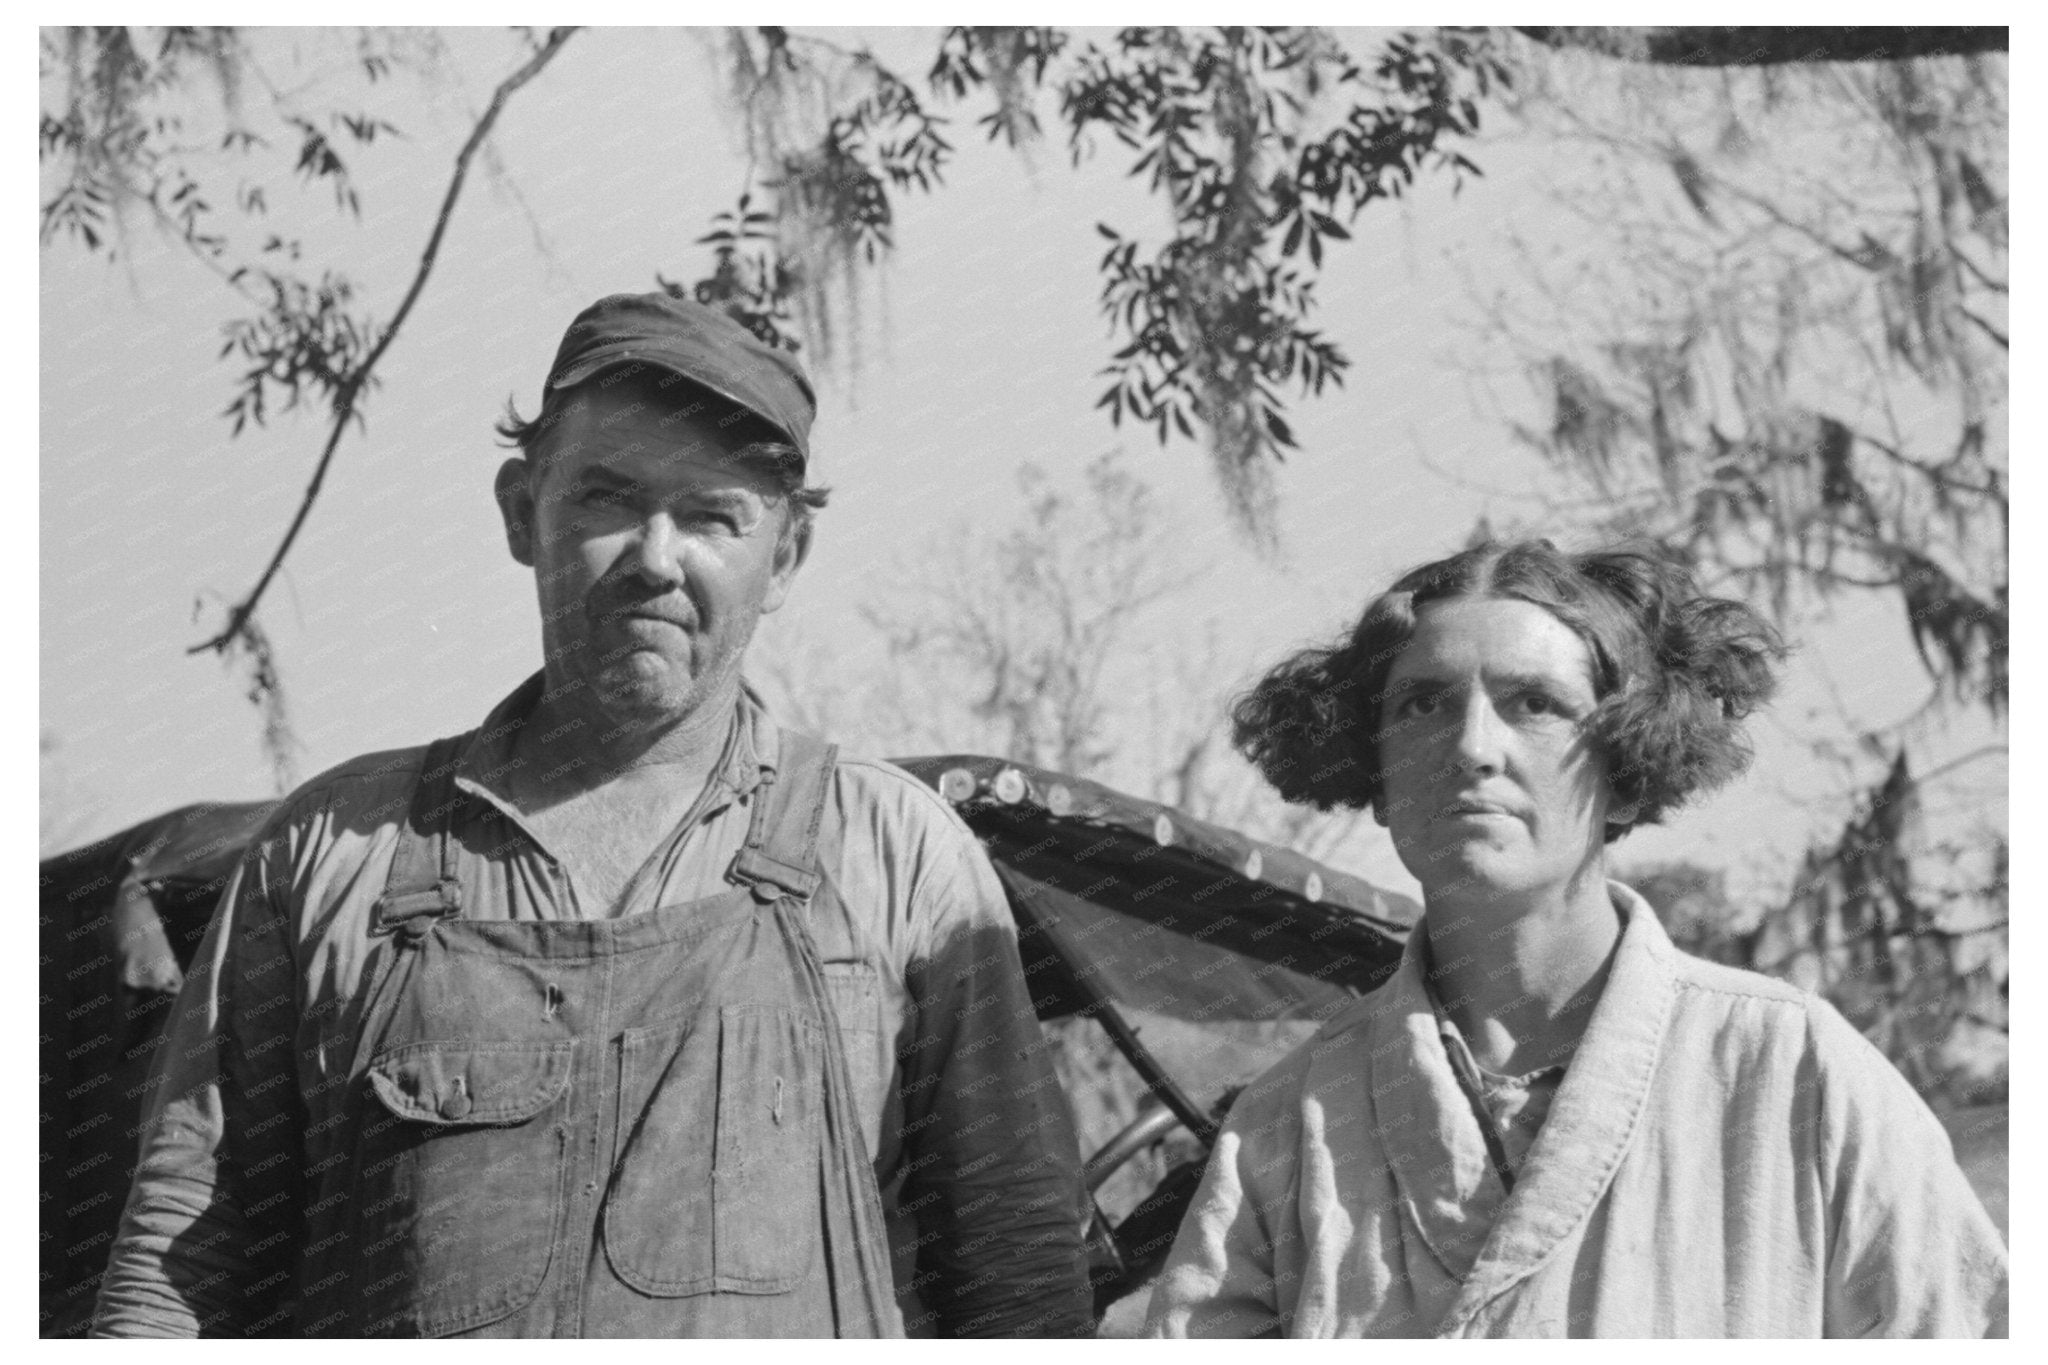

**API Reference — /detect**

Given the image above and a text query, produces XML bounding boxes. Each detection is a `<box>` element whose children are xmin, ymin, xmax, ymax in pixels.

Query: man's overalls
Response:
<box><xmin>298</xmin><ymin>730</ymin><xmax>904</xmax><ymax>1337</ymax></box>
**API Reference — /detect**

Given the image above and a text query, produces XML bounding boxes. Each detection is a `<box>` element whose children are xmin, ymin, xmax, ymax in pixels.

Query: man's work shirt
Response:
<box><xmin>94</xmin><ymin>676</ymin><xmax>1091</xmax><ymax>1337</ymax></box>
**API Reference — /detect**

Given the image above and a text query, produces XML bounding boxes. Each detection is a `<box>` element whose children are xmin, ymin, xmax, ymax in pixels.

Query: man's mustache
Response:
<box><xmin>585</xmin><ymin>586</ymin><xmax>696</xmax><ymax>631</ymax></box>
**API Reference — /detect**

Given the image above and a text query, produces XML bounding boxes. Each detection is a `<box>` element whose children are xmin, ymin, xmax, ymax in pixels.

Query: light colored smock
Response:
<box><xmin>1147</xmin><ymin>882</ymin><xmax>2007</xmax><ymax>1338</ymax></box>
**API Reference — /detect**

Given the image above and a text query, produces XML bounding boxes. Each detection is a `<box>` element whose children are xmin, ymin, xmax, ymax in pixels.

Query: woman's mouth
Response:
<box><xmin>1441</xmin><ymin>798</ymin><xmax>1517</xmax><ymax>820</ymax></box>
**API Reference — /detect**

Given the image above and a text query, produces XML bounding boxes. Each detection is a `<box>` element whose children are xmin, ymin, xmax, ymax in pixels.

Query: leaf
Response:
<box><xmin>1281</xmin><ymin>214</ymin><xmax>1304</xmax><ymax>258</ymax></box>
<box><xmin>1264</xmin><ymin>408</ymin><xmax>1294</xmax><ymax>447</ymax></box>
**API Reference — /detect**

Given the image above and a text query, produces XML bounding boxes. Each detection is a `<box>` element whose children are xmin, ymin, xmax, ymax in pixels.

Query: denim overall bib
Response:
<box><xmin>305</xmin><ymin>731</ymin><xmax>904</xmax><ymax>1337</ymax></box>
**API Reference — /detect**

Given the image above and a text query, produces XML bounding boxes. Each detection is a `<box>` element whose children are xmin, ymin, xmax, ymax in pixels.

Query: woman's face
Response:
<box><xmin>1378</xmin><ymin>597</ymin><xmax>1615</xmax><ymax>909</ymax></box>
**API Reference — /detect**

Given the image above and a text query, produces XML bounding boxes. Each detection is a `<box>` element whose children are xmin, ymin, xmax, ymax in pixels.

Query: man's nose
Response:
<box><xmin>620</xmin><ymin>512</ymin><xmax>685</xmax><ymax>587</ymax></box>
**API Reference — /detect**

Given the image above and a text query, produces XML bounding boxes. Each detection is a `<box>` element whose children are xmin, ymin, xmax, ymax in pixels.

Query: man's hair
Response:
<box><xmin>1229</xmin><ymin>538</ymin><xmax>1787</xmax><ymax>842</ymax></box>
<box><xmin>494</xmin><ymin>371</ymin><xmax>829</xmax><ymax>542</ymax></box>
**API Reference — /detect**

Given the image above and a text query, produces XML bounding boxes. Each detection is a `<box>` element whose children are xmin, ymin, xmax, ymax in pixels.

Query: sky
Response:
<box><xmin>37</xmin><ymin>26</ymin><xmax>2005</xmax><ymax>905</ymax></box>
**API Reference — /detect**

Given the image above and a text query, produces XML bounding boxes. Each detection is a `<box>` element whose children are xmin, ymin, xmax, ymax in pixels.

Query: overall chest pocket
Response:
<box><xmin>604</xmin><ymin>1005</ymin><xmax>824</xmax><ymax>1296</ymax></box>
<box><xmin>352</xmin><ymin>1039</ymin><xmax>575</xmax><ymax>1337</ymax></box>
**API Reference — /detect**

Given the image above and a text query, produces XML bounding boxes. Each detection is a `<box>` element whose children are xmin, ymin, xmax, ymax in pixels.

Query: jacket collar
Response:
<box><xmin>1364</xmin><ymin>917</ymin><xmax>1509</xmax><ymax>1279</ymax></box>
<box><xmin>1362</xmin><ymin>883</ymin><xmax>1679</xmax><ymax>1319</ymax></box>
<box><xmin>1445</xmin><ymin>881</ymin><xmax>1679</xmax><ymax>1327</ymax></box>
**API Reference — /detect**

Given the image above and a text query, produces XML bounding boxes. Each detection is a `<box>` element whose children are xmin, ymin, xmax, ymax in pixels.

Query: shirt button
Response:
<box><xmin>440</xmin><ymin>1090</ymin><xmax>473</xmax><ymax>1120</ymax></box>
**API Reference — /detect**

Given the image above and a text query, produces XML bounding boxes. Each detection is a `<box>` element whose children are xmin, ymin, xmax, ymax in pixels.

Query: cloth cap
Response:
<box><xmin>544</xmin><ymin>292</ymin><xmax>815</xmax><ymax>466</ymax></box>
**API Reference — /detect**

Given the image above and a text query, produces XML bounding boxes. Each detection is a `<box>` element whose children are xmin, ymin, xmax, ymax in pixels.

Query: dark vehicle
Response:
<box><xmin>39</xmin><ymin>756</ymin><xmax>1415</xmax><ymax>1337</ymax></box>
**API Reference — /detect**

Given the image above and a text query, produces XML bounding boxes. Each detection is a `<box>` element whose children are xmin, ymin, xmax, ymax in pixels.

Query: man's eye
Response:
<box><xmin>1516</xmin><ymin>692</ymin><xmax>1560</xmax><ymax>717</ymax></box>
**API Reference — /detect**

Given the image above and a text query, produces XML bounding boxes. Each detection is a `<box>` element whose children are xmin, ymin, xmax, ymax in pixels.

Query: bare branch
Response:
<box><xmin>1947</xmin><ymin>241</ymin><xmax>2008</xmax><ymax>295</ymax></box>
<box><xmin>1958</xmin><ymin>307</ymin><xmax>2008</xmax><ymax>351</ymax></box>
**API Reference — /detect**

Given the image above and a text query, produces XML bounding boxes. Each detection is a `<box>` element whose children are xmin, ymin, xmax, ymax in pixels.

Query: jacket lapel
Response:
<box><xmin>1366</xmin><ymin>931</ymin><xmax>1507</xmax><ymax>1281</ymax></box>
<box><xmin>1439</xmin><ymin>882</ymin><xmax>1678</xmax><ymax>1331</ymax></box>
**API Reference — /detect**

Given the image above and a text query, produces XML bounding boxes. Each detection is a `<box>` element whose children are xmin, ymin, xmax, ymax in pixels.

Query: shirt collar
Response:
<box><xmin>729</xmin><ymin>681</ymin><xmax>780</xmax><ymax>795</ymax></box>
<box><xmin>448</xmin><ymin>671</ymin><xmax>781</xmax><ymax>828</ymax></box>
<box><xmin>1417</xmin><ymin>931</ymin><xmax>1570</xmax><ymax>1090</ymax></box>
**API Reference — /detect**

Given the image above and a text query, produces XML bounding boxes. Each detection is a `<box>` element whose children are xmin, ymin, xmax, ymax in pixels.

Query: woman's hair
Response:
<box><xmin>1230</xmin><ymin>539</ymin><xmax>1786</xmax><ymax>841</ymax></box>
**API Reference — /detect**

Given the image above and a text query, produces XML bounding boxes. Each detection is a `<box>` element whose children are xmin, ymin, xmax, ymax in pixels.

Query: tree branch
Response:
<box><xmin>1849</xmin><ymin>424</ymin><xmax>2008</xmax><ymax>505</ymax></box>
<box><xmin>1515</xmin><ymin>27</ymin><xmax>2007</xmax><ymax>67</ymax></box>
<box><xmin>1913</xmin><ymin>744</ymin><xmax>2008</xmax><ymax>788</ymax></box>
<box><xmin>191</xmin><ymin>27</ymin><xmax>578</xmax><ymax>657</ymax></box>
<box><xmin>1947</xmin><ymin>241</ymin><xmax>2008</xmax><ymax>295</ymax></box>
<box><xmin>1958</xmin><ymin>306</ymin><xmax>2009</xmax><ymax>351</ymax></box>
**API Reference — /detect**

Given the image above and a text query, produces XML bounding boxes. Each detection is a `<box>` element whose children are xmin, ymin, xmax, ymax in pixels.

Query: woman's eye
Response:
<box><xmin>1397</xmin><ymin>694</ymin><xmax>1439</xmax><ymax>719</ymax></box>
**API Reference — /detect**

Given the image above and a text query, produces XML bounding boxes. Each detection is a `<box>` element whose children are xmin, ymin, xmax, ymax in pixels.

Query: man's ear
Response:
<box><xmin>494</xmin><ymin>458</ymin><xmax>537</xmax><ymax>567</ymax></box>
<box><xmin>759</xmin><ymin>508</ymin><xmax>813</xmax><ymax>616</ymax></box>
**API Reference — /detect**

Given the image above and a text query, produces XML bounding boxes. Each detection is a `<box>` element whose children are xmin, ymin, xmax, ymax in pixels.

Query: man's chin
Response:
<box><xmin>588</xmin><ymin>672</ymin><xmax>702</xmax><ymax>731</ymax></box>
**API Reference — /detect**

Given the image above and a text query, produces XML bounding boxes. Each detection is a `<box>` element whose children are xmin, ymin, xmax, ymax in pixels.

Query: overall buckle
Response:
<box><xmin>729</xmin><ymin>848</ymin><xmax>821</xmax><ymax>905</ymax></box>
<box><xmin>374</xmin><ymin>879</ymin><xmax>462</xmax><ymax>938</ymax></box>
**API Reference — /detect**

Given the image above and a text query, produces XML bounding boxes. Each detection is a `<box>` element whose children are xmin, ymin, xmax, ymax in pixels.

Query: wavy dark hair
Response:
<box><xmin>1231</xmin><ymin>539</ymin><xmax>1787</xmax><ymax>841</ymax></box>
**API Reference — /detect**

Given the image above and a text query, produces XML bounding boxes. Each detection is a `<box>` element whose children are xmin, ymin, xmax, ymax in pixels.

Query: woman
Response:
<box><xmin>1146</xmin><ymin>540</ymin><xmax>2005</xmax><ymax>1338</ymax></box>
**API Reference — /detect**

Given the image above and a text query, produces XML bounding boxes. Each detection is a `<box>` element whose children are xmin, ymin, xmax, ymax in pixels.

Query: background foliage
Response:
<box><xmin>40</xmin><ymin>25</ymin><xmax>2007</xmax><ymax>1118</ymax></box>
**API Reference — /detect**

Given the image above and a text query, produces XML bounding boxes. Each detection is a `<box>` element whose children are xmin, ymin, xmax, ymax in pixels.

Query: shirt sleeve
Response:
<box><xmin>1812</xmin><ymin>1004</ymin><xmax>2008</xmax><ymax>1337</ymax></box>
<box><xmin>1144</xmin><ymin>1083</ymin><xmax>1287</xmax><ymax>1338</ymax></box>
<box><xmin>893</xmin><ymin>822</ymin><xmax>1094</xmax><ymax>1338</ymax></box>
<box><xmin>92</xmin><ymin>824</ymin><xmax>306</xmax><ymax>1337</ymax></box>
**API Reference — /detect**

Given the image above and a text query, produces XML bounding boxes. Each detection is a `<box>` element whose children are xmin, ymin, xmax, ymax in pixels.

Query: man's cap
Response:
<box><xmin>544</xmin><ymin>292</ymin><xmax>816</xmax><ymax>465</ymax></box>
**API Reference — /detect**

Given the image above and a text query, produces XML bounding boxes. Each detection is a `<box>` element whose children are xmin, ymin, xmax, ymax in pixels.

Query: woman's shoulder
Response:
<box><xmin>1660</xmin><ymin>947</ymin><xmax>1926</xmax><ymax>1093</ymax></box>
<box><xmin>1667</xmin><ymin>949</ymin><xmax>1812</xmax><ymax>1008</ymax></box>
<box><xmin>1619</xmin><ymin>881</ymin><xmax>1824</xmax><ymax>1025</ymax></box>
<box><xmin>1664</xmin><ymin>948</ymin><xmax>1853</xmax><ymax>1053</ymax></box>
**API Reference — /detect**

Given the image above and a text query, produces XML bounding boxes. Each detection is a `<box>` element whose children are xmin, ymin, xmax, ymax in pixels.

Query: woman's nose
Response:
<box><xmin>1449</xmin><ymin>692</ymin><xmax>1506</xmax><ymax>772</ymax></box>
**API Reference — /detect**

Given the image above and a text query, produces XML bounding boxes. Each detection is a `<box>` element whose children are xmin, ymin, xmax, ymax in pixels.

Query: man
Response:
<box><xmin>94</xmin><ymin>292</ymin><xmax>1093</xmax><ymax>1338</ymax></box>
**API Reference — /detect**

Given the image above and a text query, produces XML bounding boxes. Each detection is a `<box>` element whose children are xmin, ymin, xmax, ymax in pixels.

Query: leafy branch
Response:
<box><xmin>671</xmin><ymin>191</ymin><xmax>799</xmax><ymax>350</ymax></box>
<box><xmin>1471</xmin><ymin>47</ymin><xmax>2008</xmax><ymax>1100</ymax></box>
<box><xmin>188</xmin><ymin>28</ymin><xmax>577</xmax><ymax>658</ymax></box>
<box><xmin>687</xmin><ymin>26</ymin><xmax>1511</xmax><ymax>546</ymax></box>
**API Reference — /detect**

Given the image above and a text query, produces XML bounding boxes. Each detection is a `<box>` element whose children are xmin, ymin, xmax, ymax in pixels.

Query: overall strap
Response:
<box><xmin>728</xmin><ymin>730</ymin><xmax>838</xmax><ymax>904</ymax></box>
<box><xmin>372</xmin><ymin>734</ymin><xmax>469</xmax><ymax>936</ymax></box>
<box><xmin>734</xmin><ymin>729</ymin><xmax>903</xmax><ymax>1336</ymax></box>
